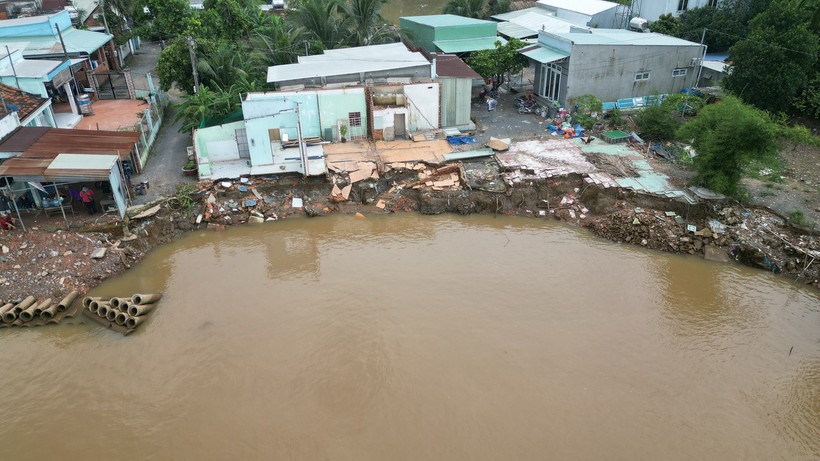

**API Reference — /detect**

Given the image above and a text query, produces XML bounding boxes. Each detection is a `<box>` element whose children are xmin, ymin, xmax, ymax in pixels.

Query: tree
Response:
<box><xmin>342</xmin><ymin>0</ymin><xmax>397</xmax><ymax>46</ymax></box>
<box><xmin>173</xmin><ymin>84</ymin><xmax>242</xmax><ymax>133</ymax></box>
<box><xmin>289</xmin><ymin>0</ymin><xmax>348</xmax><ymax>49</ymax></box>
<box><xmin>134</xmin><ymin>0</ymin><xmax>192</xmax><ymax>41</ymax></box>
<box><xmin>486</xmin><ymin>0</ymin><xmax>511</xmax><ymax>16</ymax></box>
<box><xmin>442</xmin><ymin>0</ymin><xmax>486</xmax><ymax>19</ymax></box>
<box><xmin>724</xmin><ymin>2</ymin><xmax>819</xmax><ymax>113</ymax></box>
<box><xmin>634</xmin><ymin>104</ymin><xmax>681</xmax><ymax>141</ymax></box>
<box><xmin>677</xmin><ymin>97</ymin><xmax>779</xmax><ymax>196</ymax></box>
<box><xmin>650</xmin><ymin>14</ymin><xmax>680</xmax><ymax>36</ymax></box>
<box><xmin>468</xmin><ymin>39</ymin><xmax>529</xmax><ymax>90</ymax></box>
<box><xmin>156</xmin><ymin>36</ymin><xmax>217</xmax><ymax>92</ymax></box>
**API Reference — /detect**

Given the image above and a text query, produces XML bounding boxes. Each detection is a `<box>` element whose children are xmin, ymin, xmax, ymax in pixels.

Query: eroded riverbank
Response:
<box><xmin>1</xmin><ymin>165</ymin><xmax>818</xmax><ymax>305</ymax></box>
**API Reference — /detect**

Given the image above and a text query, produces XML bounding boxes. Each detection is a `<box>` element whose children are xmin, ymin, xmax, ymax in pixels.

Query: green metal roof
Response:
<box><xmin>400</xmin><ymin>14</ymin><xmax>495</xmax><ymax>27</ymax></box>
<box><xmin>434</xmin><ymin>37</ymin><xmax>507</xmax><ymax>53</ymax></box>
<box><xmin>519</xmin><ymin>45</ymin><xmax>568</xmax><ymax>63</ymax></box>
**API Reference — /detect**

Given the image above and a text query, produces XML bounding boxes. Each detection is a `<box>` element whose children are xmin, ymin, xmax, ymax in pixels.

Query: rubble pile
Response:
<box><xmin>586</xmin><ymin>202</ymin><xmax>819</xmax><ymax>286</ymax></box>
<box><xmin>586</xmin><ymin>204</ymin><xmax>727</xmax><ymax>254</ymax></box>
<box><xmin>0</xmin><ymin>230</ymin><xmax>124</xmax><ymax>301</ymax></box>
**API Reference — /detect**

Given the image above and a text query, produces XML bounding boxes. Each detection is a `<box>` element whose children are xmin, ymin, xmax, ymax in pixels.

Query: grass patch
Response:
<box><xmin>759</xmin><ymin>190</ymin><xmax>777</xmax><ymax>197</ymax></box>
<box><xmin>790</xmin><ymin>210</ymin><xmax>809</xmax><ymax>226</ymax></box>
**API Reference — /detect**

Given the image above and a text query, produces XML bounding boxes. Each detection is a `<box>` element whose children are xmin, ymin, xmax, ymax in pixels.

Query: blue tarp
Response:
<box><xmin>446</xmin><ymin>136</ymin><xmax>477</xmax><ymax>145</ymax></box>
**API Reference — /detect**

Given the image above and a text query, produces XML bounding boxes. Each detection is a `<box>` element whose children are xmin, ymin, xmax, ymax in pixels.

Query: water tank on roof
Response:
<box><xmin>629</xmin><ymin>17</ymin><xmax>649</xmax><ymax>32</ymax></box>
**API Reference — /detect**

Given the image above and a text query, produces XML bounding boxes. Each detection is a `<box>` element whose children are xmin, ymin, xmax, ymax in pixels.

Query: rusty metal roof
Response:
<box><xmin>0</xmin><ymin>157</ymin><xmax>52</xmax><ymax>177</ymax></box>
<box><xmin>0</xmin><ymin>127</ymin><xmax>140</xmax><ymax>159</ymax></box>
<box><xmin>433</xmin><ymin>54</ymin><xmax>482</xmax><ymax>80</ymax></box>
<box><xmin>0</xmin><ymin>126</ymin><xmax>49</xmax><ymax>153</ymax></box>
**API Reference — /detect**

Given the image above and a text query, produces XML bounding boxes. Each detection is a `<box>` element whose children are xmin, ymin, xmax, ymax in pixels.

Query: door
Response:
<box><xmin>540</xmin><ymin>63</ymin><xmax>562</xmax><ymax>102</ymax></box>
<box><xmin>394</xmin><ymin>113</ymin><xmax>406</xmax><ymax>138</ymax></box>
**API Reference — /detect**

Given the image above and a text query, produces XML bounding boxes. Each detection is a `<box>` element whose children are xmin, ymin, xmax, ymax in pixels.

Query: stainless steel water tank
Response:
<box><xmin>76</xmin><ymin>94</ymin><xmax>93</xmax><ymax>115</ymax></box>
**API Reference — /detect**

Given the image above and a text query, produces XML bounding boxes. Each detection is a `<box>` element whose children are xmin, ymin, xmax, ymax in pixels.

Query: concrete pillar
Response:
<box><xmin>63</xmin><ymin>83</ymin><xmax>78</xmax><ymax>115</ymax></box>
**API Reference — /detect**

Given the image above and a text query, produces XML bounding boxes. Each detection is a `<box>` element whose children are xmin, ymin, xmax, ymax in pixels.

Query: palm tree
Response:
<box><xmin>341</xmin><ymin>0</ymin><xmax>396</xmax><ymax>46</ymax></box>
<box><xmin>442</xmin><ymin>0</ymin><xmax>487</xmax><ymax>19</ymax></box>
<box><xmin>196</xmin><ymin>45</ymin><xmax>254</xmax><ymax>90</ymax></box>
<box><xmin>289</xmin><ymin>0</ymin><xmax>348</xmax><ymax>49</ymax></box>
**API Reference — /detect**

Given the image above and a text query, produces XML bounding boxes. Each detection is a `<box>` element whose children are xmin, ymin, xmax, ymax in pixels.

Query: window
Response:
<box><xmin>672</xmin><ymin>68</ymin><xmax>687</xmax><ymax>77</ymax></box>
<box><xmin>677</xmin><ymin>0</ymin><xmax>688</xmax><ymax>10</ymax></box>
<box><xmin>635</xmin><ymin>72</ymin><xmax>651</xmax><ymax>81</ymax></box>
<box><xmin>348</xmin><ymin>112</ymin><xmax>362</xmax><ymax>127</ymax></box>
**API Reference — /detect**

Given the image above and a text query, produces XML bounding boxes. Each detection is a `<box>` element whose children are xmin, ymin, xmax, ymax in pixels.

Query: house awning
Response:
<box><xmin>0</xmin><ymin>28</ymin><xmax>113</xmax><ymax>57</ymax></box>
<box><xmin>518</xmin><ymin>44</ymin><xmax>569</xmax><ymax>63</ymax></box>
<box><xmin>433</xmin><ymin>37</ymin><xmax>507</xmax><ymax>53</ymax></box>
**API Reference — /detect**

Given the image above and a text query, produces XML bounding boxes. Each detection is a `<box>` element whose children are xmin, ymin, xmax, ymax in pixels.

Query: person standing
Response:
<box><xmin>80</xmin><ymin>187</ymin><xmax>96</xmax><ymax>215</ymax></box>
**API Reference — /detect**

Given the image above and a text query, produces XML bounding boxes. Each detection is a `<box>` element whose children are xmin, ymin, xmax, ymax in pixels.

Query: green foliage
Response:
<box><xmin>724</xmin><ymin>2</ymin><xmax>819</xmax><ymax>113</ymax></box>
<box><xmin>609</xmin><ymin>108</ymin><xmax>623</xmax><ymax>127</ymax></box>
<box><xmin>467</xmin><ymin>38</ymin><xmax>529</xmax><ymax>90</ymax></box>
<box><xmin>677</xmin><ymin>96</ymin><xmax>780</xmax><ymax>196</ymax></box>
<box><xmin>443</xmin><ymin>0</ymin><xmax>487</xmax><ymax>18</ymax></box>
<box><xmin>635</xmin><ymin>104</ymin><xmax>681</xmax><ymax>141</ymax></box>
<box><xmin>173</xmin><ymin>184</ymin><xmax>199</xmax><ymax>210</ymax></box>
<box><xmin>793</xmin><ymin>72</ymin><xmax>820</xmax><ymax>119</ymax></box>
<box><xmin>661</xmin><ymin>93</ymin><xmax>706</xmax><ymax>116</ymax></box>
<box><xmin>789</xmin><ymin>210</ymin><xmax>809</xmax><ymax>226</ymax></box>
<box><xmin>486</xmin><ymin>0</ymin><xmax>511</xmax><ymax>16</ymax></box>
<box><xmin>573</xmin><ymin>94</ymin><xmax>602</xmax><ymax>114</ymax></box>
<box><xmin>173</xmin><ymin>84</ymin><xmax>242</xmax><ymax>133</ymax></box>
<box><xmin>678</xmin><ymin>3</ymin><xmax>749</xmax><ymax>52</ymax></box>
<box><xmin>572</xmin><ymin>94</ymin><xmax>602</xmax><ymax>129</ymax></box>
<box><xmin>650</xmin><ymin>13</ymin><xmax>680</xmax><ymax>36</ymax></box>
<box><xmin>134</xmin><ymin>0</ymin><xmax>192</xmax><ymax>41</ymax></box>
<box><xmin>343</xmin><ymin>0</ymin><xmax>396</xmax><ymax>46</ymax></box>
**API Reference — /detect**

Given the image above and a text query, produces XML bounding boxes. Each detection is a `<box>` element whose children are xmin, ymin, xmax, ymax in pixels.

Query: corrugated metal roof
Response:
<box><xmin>554</xmin><ymin>29</ymin><xmax>700</xmax><ymax>47</ymax></box>
<box><xmin>0</xmin><ymin>127</ymin><xmax>139</xmax><ymax>158</ymax></box>
<box><xmin>268</xmin><ymin>43</ymin><xmax>430</xmax><ymax>83</ymax></box>
<box><xmin>537</xmin><ymin>0</ymin><xmax>618</xmax><ymax>16</ymax></box>
<box><xmin>48</xmin><ymin>153</ymin><xmax>117</xmax><ymax>171</ymax></box>
<box><xmin>497</xmin><ymin>22</ymin><xmax>536</xmax><ymax>39</ymax></box>
<box><xmin>400</xmin><ymin>14</ymin><xmax>495</xmax><ymax>27</ymax></box>
<box><xmin>496</xmin><ymin>9</ymin><xmax>590</xmax><ymax>38</ymax></box>
<box><xmin>0</xmin><ymin>126</ymin><xmax>49</xmax><ymax>153</ymax></box>
<box><xmin>0</xmin><ymin>58</ymin><xmax>62</xmax><ymax>78</ymax></box>
<box><xmin>701</xmin><ymin>60</ymin><xmax>728</xmax><ymax>73</ymax></box>
<box><xmin>0</xmin><ymin>28</ymin><xmax>113</xmax><ymax>56</ymax></box>
<box><xmin>0</xmin><ymin>156</ymin><xmax>51</xmax><ymax>177</ymax></box>
<box><xmin>519</xmin><ymin>44</ymin><xmax>569</xmax><ymax>63</ymax></box>
<box><xmin>433</xmin><ymin>54</ymin><xmax>482</xmax><ymax>79</ymax></box>
<box><xmin>433</xmin><ymin>37</ymin><xmax>507</xmax><ymax>53</ymax></box>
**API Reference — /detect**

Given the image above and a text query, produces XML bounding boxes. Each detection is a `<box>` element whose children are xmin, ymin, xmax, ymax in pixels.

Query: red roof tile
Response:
<box><xmin>0</xmin><ymin>83</ymin><xmax>50</xmax><ymax>124</ymax></box>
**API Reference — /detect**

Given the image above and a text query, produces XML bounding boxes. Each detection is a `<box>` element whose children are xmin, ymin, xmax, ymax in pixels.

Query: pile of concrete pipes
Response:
<box><xmin>84</xmin><ymin>293</ymin><xmax>162</xmax><ymax>330</ymax></box>
<box><xmin>0</xmin><ymin>291</ymin><xmax>80</xmax><ymax>325</ymax></box>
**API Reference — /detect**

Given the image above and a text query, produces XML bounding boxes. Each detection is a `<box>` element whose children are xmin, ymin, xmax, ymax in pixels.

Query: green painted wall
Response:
<box><xmin>316</xmin><ymin>89</ymin><xmax>367</xmax><ymax>140</ymax></box>
<box><xmin>400</xmin><ymin>17</ymin><xmax>498</xmax><ymax>53</ymax></box>
<box><xmin>400</xmin><ymin>19</ymin><xmax>436</xmax><ymax>52</ymax></box>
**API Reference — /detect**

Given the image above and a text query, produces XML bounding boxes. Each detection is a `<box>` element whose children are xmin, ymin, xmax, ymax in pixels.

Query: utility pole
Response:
<box><xmin>4</xmin><ymin>46</ymin><xmax>20</xmax><ymax>89</ymax></box>
<box><xmin>187</xmin><ymin>35</ymin><xmax>200</xmax><ymax>94</ymax></box>
<box><xmin>295</xmin><ymin>102</ymin><xmax>308</xmax><ymax>176</ymax></box>
<box><xmin>304</xmin><ymin>40</ymin><xmax>309</xmax><ymax>56</ymax></box>
<box><xmin>99</xmin><ymin>0</ymin><xmax>111</xmax><ymax>35</ymax></box>
<box><xmin>682</xmin><ymin>27</ymin><xmax>706</xmax><ymax>118</ymax></box>
<box><xmin>55</xmin><ymin>24</ymin><xmax>70</xmax><ymax>60</ymax></box>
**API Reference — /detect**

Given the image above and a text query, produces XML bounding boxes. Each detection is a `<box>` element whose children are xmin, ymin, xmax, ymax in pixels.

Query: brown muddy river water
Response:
<box><xmin>1</xmin><ymin>215</ymin><xmax>819</xmax><ymax>459</ymax></box>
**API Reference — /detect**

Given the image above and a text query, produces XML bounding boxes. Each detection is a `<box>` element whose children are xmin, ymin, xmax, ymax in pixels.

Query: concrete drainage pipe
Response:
<box><xmin>131</xmin><ymin>293</ymin><xmax>162</xmax><ymax>305</ymax></box>
<box><xmin>13</xmin><ymin>296</ymin><xmax>36</xmax><ymax>315</ymax></box>
<box><xmin>40</xmin><ymin>303</ymin><xmax>60</xmax><ymax>320</ymax></box>
<box><xmin>125</xmin><ymin>316</ymin><xmax>145</xmax><ymax>329</ymax></box>
<box><xmin>128</xmin><ymin>302</ymin><xmax>157</xmax><ymax>317</ymax></box>
<box><xmin>58</xmin><ymin>291</ymin><xmax>80</xmax><ymax>312</ymax></box>
<box><xmin>105</xmin><ymin>308</ymin><xmax>119</xmax><ymax>322</ymax></box>
<box><xmin>115</xmin><ymin>311</ymin><xmax>128</xmax><ymax>326</ymax></box>
<box><xmin>82</xmin><ymin>296</ymin><xmax>102</xmax><ymax>309</ymax></box>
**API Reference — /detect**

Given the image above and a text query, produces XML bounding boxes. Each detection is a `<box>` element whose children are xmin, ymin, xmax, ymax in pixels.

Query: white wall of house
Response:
<box><xmin>640</xmin><ymin>0</ymin><xmax>718</xmax><ymax>22</ymax></box>
<box><xmin>403</xmin><ymin>83</ymin><xmax>440</xmax><ymax>131</ymax></box>
<box><xmin>0</xmin><ymin>111</ymin><xmax>20</xmax><ymax>141</ymax></box>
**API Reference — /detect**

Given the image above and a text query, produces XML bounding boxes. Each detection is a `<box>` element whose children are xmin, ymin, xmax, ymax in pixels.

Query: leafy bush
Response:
<box><xmin>634</xmin><ymin>104</ymin><xmax>680</xmax><ymax>141</ymax></box>
<box><xmin>677</xmin><ymin>96</ymin><xmax>779</xmax><ymax>197</ymax></box>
